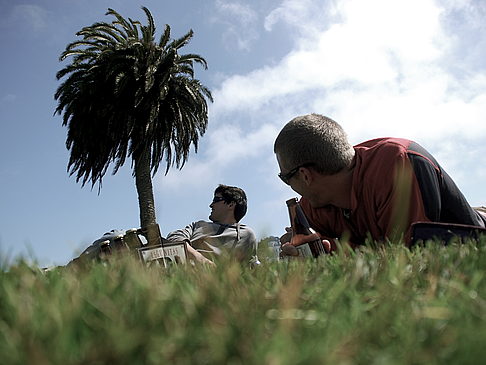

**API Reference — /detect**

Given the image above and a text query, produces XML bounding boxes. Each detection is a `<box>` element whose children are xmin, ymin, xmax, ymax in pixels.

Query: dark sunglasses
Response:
<box><xmin>211</xmin><ymin>196</ymin><xmax>226</xmax><ymax>204</ymax></box>
<box><xmin>278</xmin><ymin>163</ymin><xmax>314</xmax><ymax>185</ymax></box>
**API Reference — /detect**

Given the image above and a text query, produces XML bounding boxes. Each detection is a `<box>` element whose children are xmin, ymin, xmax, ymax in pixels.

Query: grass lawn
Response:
<box><xmin>1</xmin><ymin>238</ymin><xmax>486</xmax><ymax>364</ymax></box>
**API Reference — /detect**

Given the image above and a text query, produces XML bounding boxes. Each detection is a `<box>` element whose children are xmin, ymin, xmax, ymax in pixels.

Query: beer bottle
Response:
<box><xmin>99</xmin><ymin>239</ymin><xmax>111</xmax><ymax>259</ymax></box>
<box><xmin>286</xmin><ymin>198</ymin><xmax>326</xmax><ymax>258</ymax></box>
<box><xmin>112</xmin><ymin>234</ymin><xmax>125</xmax><ymax>251</ymax></box>
<box><xmin>123</xmin><ymin>228</ymin><xmax>143</xmax><ymax>250</ymax></box>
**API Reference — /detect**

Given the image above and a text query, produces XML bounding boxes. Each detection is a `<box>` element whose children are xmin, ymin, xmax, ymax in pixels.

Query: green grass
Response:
<box><xmin>2</xmin><ymin>239</ymin><xmax>486</xmax><ymax>364</ymax></box>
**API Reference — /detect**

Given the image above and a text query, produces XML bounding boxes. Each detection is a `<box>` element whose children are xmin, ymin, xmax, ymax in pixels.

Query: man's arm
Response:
<box><xmin>375</xmin><ymin>155</ymin><xmax>429</xmax><ymax>244</ymax></box>
<box><xmin>166</xmin><ymin>222</ymin><xmax>196</xmax><ymax>243</ymax></box>
<box><xmin>167</xmin><ymin>222</ymin><xmax>215</xmax><ymax>266</ymax></box>
<box><xmin>185</xmin><ymin>244</ymin><xmax>216</xmax><ymax>266</ymax></box>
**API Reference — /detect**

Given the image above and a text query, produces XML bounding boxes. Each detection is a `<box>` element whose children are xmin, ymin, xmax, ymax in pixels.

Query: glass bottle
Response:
<box><xmin>99</xmin><ymin>239</ymin><xmax>111</xmax><ymax>258</ymax></box>
<box><xmin>286</xmin><ymin>198</ymin><xmax>326</xmax><ymax>258</ymax></box>
<box><xmin>123</xmin><ymin>228</ymin><xmax>143</xmax><ymax>250</ymax></box>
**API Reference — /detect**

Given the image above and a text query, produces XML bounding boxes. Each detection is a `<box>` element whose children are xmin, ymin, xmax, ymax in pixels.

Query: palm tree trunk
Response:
<box><xmin>134</xmin><ymin>149</ymin><xmax>161</xmax><ymax>246</ymax></box>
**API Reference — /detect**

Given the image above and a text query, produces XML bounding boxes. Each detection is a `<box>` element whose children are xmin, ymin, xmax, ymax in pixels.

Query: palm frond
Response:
<box><xmin>141</xmin><ymin>6</ymin><xmax>155</xmax><ymax>44</ymax></box>
<box><xmin>106</xmin><ymin>8</ymin><xmax>141</xmax><ymax>41</ymax></box>
<box><xmin>169</xmin><ymin>29</ymin><xmax>193</xmax><ymax>51</ymax></box>
<box><xmin>158</xmin><ymin>24</ymin><xmax>171</xmax><ymax>48</ymax></box>
<box><xmin>128</xmin><ymin>18</ymin><xmax>140</xmax><ymax>39</ymax></box>
<box><xmin>178</xmin><ymin>53</ymin><xmax>208</xmax><ymax>69</ymax></box>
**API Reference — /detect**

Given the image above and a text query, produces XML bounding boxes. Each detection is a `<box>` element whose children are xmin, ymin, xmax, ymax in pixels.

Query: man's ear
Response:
<box><xmin>300</xmin><ymin>167</ymin><xmax>314</xmax><ymax>186</ymax></box>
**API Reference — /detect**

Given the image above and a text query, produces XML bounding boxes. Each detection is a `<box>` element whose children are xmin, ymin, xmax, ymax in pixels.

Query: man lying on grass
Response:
<box><xmin>66</xmin><ymin>185</ymin><xmax>257</xmax><ymax>268</ymax></box>
<box><xmin>166</xmin><ymin>184</ymin><xmax>258</xmax><ymax>266</ymax></box>
<box><xmin>275</xmin><ymin>113</ymin><xmax>486</xmax><ymax>256</ymax></box>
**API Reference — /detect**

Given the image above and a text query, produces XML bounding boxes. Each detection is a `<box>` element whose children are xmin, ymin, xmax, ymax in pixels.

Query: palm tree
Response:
<box><xmin>54</xmin><ymin>7</ymin><xmax>213</xmax><ymax>245</ymax></box>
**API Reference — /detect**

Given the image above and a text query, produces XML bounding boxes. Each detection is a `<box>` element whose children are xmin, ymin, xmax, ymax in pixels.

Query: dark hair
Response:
<box><xmin>215</xmin><ymin>184</ymin><xmax>248</xmax><ymax>222</ymax></box>
<box><xmin>274</xmin><ymin>113</ymin><xmax>355</xmax><ymax>175</ymax></box>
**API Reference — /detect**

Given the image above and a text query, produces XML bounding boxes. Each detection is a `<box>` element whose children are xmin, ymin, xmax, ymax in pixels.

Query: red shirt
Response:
<box><xmin>300</xmin><ymin>138</ymin><xmax>429</xmax><ymax>249</ymax></box>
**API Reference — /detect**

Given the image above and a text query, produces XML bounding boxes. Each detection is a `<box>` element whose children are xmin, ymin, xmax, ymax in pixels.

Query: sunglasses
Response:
<box><xmin>211</xmin><ymin>196</ymin><xmax>226</xmax><ymax>204</ymax></box>
<box><xmin>278</xmin><ymin>163</ymin><xmax>314</xmax><ymax>185</ymax></box>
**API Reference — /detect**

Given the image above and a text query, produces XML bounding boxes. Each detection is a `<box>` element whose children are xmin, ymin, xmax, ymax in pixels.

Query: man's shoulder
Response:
<box><xmin>237</xmin><ymin>223</ymin><xmax>257</xmax><ymax>244</ymax></box>
<box><xmin>355</xmin><ymin>137</ymin><xmax>413</xmax><ymax>151</ymax></box>
<box><xmin>194</xmin><ymin>220</ymin><xmax>211</xmax><ymax>225</ymax></box>
<box><xmin>354</xmin><ymin>137</ymin><xmax>414</xmax><ymax>170</ymax></box>
<box><xmin>238</xmin><ymin>223</ymin><xmax>256</xmax><ymax>234</ymax></box>
<box><xmin>174</xmin><ymin>220</ymin><xmax>217</xmax><ymax>233</ymax></box>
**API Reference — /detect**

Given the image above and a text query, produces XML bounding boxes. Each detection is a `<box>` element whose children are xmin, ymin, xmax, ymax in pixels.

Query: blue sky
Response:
<box><xmin>1</xmin><ymin>0</ymin><xmax>486</xmax><ymax>267</ymax></box>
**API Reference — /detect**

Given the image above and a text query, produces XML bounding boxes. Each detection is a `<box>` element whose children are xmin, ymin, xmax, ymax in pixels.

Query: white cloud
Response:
<box><xmin>215</xmin><ymin>0</ymin><xmax>257</xmax><ymax>23</ymax></box>
<box><xmin>157</xmin><ymin>159</ymin><xmax>217</xmax><ymax>190</ymax></box>
<box><xmin>207</xmin><ymin>123</ymin><xmax>277</xmax><ymax>162</ymax></box>
<box><xmin>157</xmin><ymin>123</ymin><xmax>279</xmax><ymax>191</ymax></box>
<box><xmin>159</xmin><ymin>0</ymin><xmax>486</xmax><ymax>200</ymax></box>
<box><xmin>264</xmin><ymin>0</ymin><xmax>326</xmax><ymax>33</ymax></box>
<box><xmin>9</xmin><ymin>5</ymin><xmax>50</xmax><ymax>32</ymax></box>
<box><xmin>337</xmin><ymin>0</ymin><xmax>444</xmax><ymax>62</ymax></box>
<box><xmin>216</xmin><ymin>0</ymin><xmax>445</xmax><ymax>110</ymax></box>
<box><xmin>212</xmin><ymin>0</ymin><xmax>486</xmax><ymax>142</ymax></box>
<box><xmin>212</xmin><ymin>0</ymin><xmax>259</xmax><ymax>51</ymax></box>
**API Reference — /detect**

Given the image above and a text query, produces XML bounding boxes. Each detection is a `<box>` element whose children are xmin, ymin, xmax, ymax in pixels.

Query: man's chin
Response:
<box><xmin>308</xmin><ymin>200</ymin><xmax>333</xmax><ymax>209</ymax></box>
